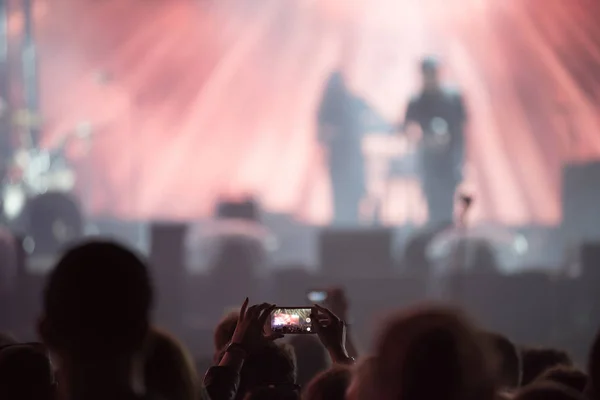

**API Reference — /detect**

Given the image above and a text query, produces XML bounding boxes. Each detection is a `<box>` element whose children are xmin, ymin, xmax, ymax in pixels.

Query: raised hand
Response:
<box><xmin>324</xmin><ymin>287</ymin><xmax>359</xmax><ymax>359</ymax></box>
<box><xmin>230</xmin><ymin>298</ymin><xmax>282</xmax><ymax>352</ymax></box>
<box><xmin>310</xmin><ymin>304</ymin><xmax>353</xmax><ymax>365</ymax></box>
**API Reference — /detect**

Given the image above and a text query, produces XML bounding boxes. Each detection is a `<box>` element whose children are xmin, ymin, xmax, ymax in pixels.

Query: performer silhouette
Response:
<box><xmin>317</xmin><ymin>70</ymin><xmax>388</xmax><ymax>225</ymax></box>
<box><xmin>402</xmin><ymin>57</ymin><xmax>467</xmax><ymax>226</ymax></box>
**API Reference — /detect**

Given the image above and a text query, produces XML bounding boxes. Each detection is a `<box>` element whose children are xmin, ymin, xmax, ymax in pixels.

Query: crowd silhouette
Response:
<box><xmin>1</xmin><ymin>238</ymin><xmax>600</xmax><ymax>400</ymax></box>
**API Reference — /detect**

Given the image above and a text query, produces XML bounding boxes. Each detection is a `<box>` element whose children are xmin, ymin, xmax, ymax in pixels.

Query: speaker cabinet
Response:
<box><xmin>562</xmin><ymin>161</ymin><xmax>600</xmax><ymax>242</ymax></box>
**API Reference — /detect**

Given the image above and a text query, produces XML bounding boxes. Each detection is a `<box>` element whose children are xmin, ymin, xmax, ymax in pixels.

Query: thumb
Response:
<box><xmin>310</xmin><ymin>312</ymin><xmax>323</xmax><ymax>334</ymax></box>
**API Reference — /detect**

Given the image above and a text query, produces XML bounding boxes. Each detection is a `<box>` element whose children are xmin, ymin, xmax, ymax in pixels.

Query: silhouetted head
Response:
<box><xmin>481</xmin><ymin>331</ymin><xmax>521</xmax><ymax>388</ymax></box>
<box><xmin>143</xmin><ymin>327</ymin><xmax>199</xmax><ymax>400</ymax></box>
<box><xmin>372</xmin><ymin>305</ymin><xmax>496</xmax><ymax>400</ymax></box>
<box><xmin>288</xmin><ymin>335</ymin><xmax>329</xmax><ymax>387</ymax></box>
<box><xmin>514</xmin><ymin>381</ymin><xmax>585</xmax><ymax>400</ymax></box>
<box><xmin>303</xmin><ymin>365</ymin><xmax>351</xmax><ymax>400</ymax></box>
<box><xmin>0</xmin><ymin>343</ymin><xmax>55</xmax><ymax>400</ymax></box>
<box><xmin>346</xmin><ymin>356</ymin><xmax>377</xmax><ymax>400</ymax></box>
<box><xmin>521</xmin><ymin>347</ymin><xmax>573</xmax><ymax>386</ymax></box>
<box><xmin>586</xmin><ymin>328</ymin><xmax>600</xmax><ymax>400</ymax></box>
<box><xmin>40</xmin><ymin>240</ymin><xmax>153</xmax><ymax>362</ymax></box>
<box><xmin>420</xmin><ymin>56</ymin><xmax>441</xmax><ymax>91</ymax></box>
<box><xmin>219</xmin><ymin>341</ymin><xmax>297</xmax><ymax>400</ymax></box>
<box><xmin>536</xmin><ymin>366</ymin><xmax>588</xmax><ymax>393</ymax></box>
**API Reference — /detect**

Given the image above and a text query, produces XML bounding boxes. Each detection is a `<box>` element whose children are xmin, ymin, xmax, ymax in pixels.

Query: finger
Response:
<box><xmin>254</xmin><ymin>303</ymin><xmax>270</xmax><ymax>322</ymax></box>
<box><xmin>313</xmin><ymin>304</ymin><xmax>330</xmax><ymax>321</ymax></box>
<box><xmin>310</xmin><ymin>310</ymin><xmax>323</xmax><ymax>334</ymax></box>
<box><xmin>246</xmin><ymin>304</ymin><xmax>260</xmax><ymax>320</ymax></box>
<box><xmin>315</xmin><ymin>304</ymin><xmax>341</xmax><ymax>322</ymax></box>
<box><xmin>311</xmin><ymin>306</ymin><xmax>318</xmax><ymax>317</ymax></box>
<box><xmin>239</xmin><ymin>297</ymin><xmax>249</xmax><ymax>320</ymax></box>
<box><xmin>259</xmin><ymin>304</ymin><xmax>276</xmax><ymax>327</ymax></box>
<box><xmin>256</xmin><ymin>302</ymin><xmax>271</xmax><ymax>314</ymax></box>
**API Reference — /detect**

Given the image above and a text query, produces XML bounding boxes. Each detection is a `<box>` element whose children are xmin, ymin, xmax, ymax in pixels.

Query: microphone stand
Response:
<box><xmin>450</xmin><ymin>194</ymin><xmax>473</xmax><ymax>306</ymax></box>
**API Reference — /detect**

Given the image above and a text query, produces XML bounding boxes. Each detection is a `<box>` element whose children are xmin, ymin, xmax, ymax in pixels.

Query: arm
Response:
<box><xmin>343</xmin><ymin>324</ymin><xmax>359</xmax><ymax>361</ymax></box>
<box><xmin>203</xmin><ymin>364</ymin><xmax>240</xmax><ymax>400</ymax></box>
<box><xmin>311</xmin><ymin>305</ymin><xmax>355</xmax><ymax>366</ymax></box>
<box><xmin>326</xmin><ymin>288</ymin><xmax>359</xmax><ymax>359</ymax></box>
<box><xmin>203</xmin><ymin>325</ymin><xmax>247</xmax><ymax>400</ymax></box>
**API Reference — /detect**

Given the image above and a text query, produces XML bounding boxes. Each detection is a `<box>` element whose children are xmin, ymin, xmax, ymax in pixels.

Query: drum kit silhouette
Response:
<box><xmin>1</xmin><ymin>109</ymin><xmax>85</xmax><ymax>254</ymax></box>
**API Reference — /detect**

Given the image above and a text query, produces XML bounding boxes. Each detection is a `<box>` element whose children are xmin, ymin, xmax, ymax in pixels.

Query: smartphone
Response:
<box><xmin>271</xmin><ymin>307</ymin><xmax>314</xmax><ymax>334</ymax></box>
<box><xmin>306</xmin><ymin>290</ymin><xmax>328</xmax><ymax>303</ymax></box>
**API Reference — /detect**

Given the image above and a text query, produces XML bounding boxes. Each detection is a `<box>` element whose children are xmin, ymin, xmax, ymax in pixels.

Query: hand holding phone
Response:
<box><xmin>310</xmin><ymin>304</ymin><xmax>352</xmax><ymax>364</ymax></box>
<box><xmin>229</xmin><ymin>299</ymin><xmax>282</xmax><ymax>351</ymax></box>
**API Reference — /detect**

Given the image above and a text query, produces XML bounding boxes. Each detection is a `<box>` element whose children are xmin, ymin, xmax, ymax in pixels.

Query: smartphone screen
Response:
<box><xmin>307</xmin><ymin>290</ymin><xmax>328</xmax><ymax>303</ymax></box>
<box><xmin>271</xmin><ymin>307</ymin><xmax>314</xmax><ymax>334</ymax></box>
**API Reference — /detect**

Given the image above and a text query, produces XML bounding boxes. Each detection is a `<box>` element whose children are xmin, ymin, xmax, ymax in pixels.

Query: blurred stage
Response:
<box><xmin>4</xmin><ymin>0</ymin><xmax>600</xmax><ymax>373</ymax></box>
<box><xmin>34</xmin><ymin>0</ymin><xmax>600</xmax><ymax>226</ymax></box>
